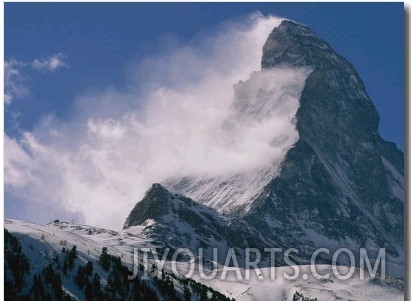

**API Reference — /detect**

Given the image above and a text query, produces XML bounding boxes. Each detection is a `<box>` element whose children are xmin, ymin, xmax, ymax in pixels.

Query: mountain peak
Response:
<box><xmin>262</xmin><ymin>20</ymin><xmax>343</xmax><ymax>70</ymax></box>
<box><xmin>123</xmin><ymin>183</ymin><xmax>172</xmax><ymax>229</ymax></box>
<box><xmin>261</xmin><ymin>20</ymin><xmax>380</xmax><ymax>147</ymax></box>
<box><xmin>150</xmin><ymin>182</ymin><xmax>168</xmax><ymax>194</ymax></box>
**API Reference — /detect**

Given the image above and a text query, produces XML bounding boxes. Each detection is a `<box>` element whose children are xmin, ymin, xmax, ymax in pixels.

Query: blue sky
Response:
<box><xmin>4</xmin><ymin>3</ymin><xmax>404</xmax><ymax>227</ymax></box>
<box><xmin>5</xmin><ymin>2</ymin><xmax>404</xmax><ymax>148</ymax></box>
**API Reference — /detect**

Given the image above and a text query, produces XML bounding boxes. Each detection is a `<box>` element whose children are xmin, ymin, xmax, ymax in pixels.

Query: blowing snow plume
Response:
<box><xmin>5</xmin><ymin>13</ymin><xmax>311</xmax><ymax>229</ymax></box>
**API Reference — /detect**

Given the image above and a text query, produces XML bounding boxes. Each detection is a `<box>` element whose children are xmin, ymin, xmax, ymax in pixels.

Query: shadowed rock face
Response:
<box><xmin>125</xmin><ymin>20</ymin><xmax>404</xmax><ymax>276</ymax></box>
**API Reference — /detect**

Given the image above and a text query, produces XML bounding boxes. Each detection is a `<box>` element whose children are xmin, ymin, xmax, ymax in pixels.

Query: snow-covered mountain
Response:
<box><xmin>126</xmin><ymin>19</ymin><xmax>404</xmax><ymax>278</ymax></box>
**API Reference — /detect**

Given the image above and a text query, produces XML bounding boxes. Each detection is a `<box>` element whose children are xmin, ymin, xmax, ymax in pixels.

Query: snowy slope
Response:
<box><xmin>5</xmin><ymin>219</ymin><xmax>136</xmax><ymax>300</ymax></box>
<box><xmin>5</xmin><ymin>219</ymin><xmax>404</xmax><ymax>301</ymax></box>
<box><xmin>188</xmin><ymin>265</ymin><xmax>404</xmax><ymax>301</ymax></box>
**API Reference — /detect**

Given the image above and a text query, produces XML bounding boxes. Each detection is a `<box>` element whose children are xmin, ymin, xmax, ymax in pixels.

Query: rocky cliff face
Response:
<box><xmin>245</xmin><ymin>19</ymin><xmax>403</xmax><ymax>263</ymax></box>
<box><xmin>124</xmin><ymin>20</ymin><xmax>404</xmax><ymax>276</ymax></box>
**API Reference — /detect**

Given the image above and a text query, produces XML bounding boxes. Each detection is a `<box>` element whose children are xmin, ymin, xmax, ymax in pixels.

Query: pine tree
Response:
<box><xmin>85</xmin><ymin>261</ymin><xmax>93</xmax><ymax>276</ymax></box>
<box><xmin>99</xmin><ymin>247</ymin><xmax>111</xmax><ymax>271</ymax></box>
<box><xmin>67</xmin><ymin>245</ymin><xmax>77</xmax><ymax>270</ymax></box>
<box><xmin>75</xmin><ymin>266</ymin><xmax>85</xmax><ymax>289</ymax></box>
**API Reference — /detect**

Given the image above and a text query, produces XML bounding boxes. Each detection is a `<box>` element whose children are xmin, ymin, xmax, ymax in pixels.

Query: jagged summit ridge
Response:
<box><xmin>262</xmin><ymin>20</ymin><xmax>372</xmax><ymax>103</ymax></box>
<box><xmin>262</xmin><ymin>20</ymin><xmax>380</xmax><ymax>154</ymax></box>
<box><xmin>262</xmin><ymin>20</ymin><xmax>341</xmax><ymax>68</ymax></box>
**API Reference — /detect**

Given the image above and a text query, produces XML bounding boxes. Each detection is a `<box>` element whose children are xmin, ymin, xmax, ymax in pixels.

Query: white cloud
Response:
<box><xmin>4</xmin><ymin>53</ymin><xmax>68</xmax><ymax>105</ymax></box>
<box><xmin>4</xmin><ymin>60</ymin><xmax>29</xmax><ymax>105</ymax></box>
<box><xmin>32</xmin><ymin>53</ymin><xmax>68</xmax><ymax>72</ymax></box>
<box><xmin>4</xmin><ymin>134</ymin><xmax>35</xmax><ymax>188</ymax></box>
<box><xmin>5</xmin><ymin>14</ymin><xmax>311</xmax><ymax>229</ymax></box>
